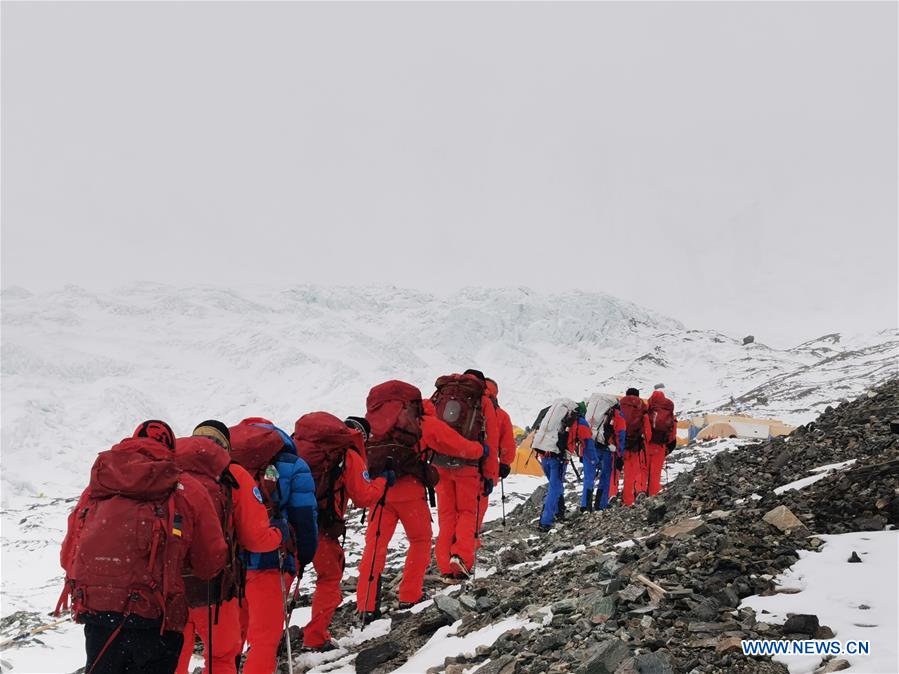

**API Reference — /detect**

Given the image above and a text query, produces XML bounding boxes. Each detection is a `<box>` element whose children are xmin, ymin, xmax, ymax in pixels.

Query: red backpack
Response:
<box><xmin>292</xmin><ymin>412</ymin><xmax>361</xmax><ymax>538</ymax></box>
<box><xmin>175</xmin><ymin>436</ymin><xmax>239</xmax><ymax>608</ymax></box>
<box><xmin>58</xmin><ymin>438</ymin><xmax>182</xmax><ymax>628</ymax></box>
<box><xmin>431</xmin><ymin>374</ymin><xmax>486</xmax><ymax>442</ymax></box>
<box><xmin>619</xmin><ymin>395</ymin><xmax>647</xmax><ymax>452</ymax></box>
<box><xmin>648</xmin><ymin>395</ymin><xmax>675</xmax><ymax>444</ymax></box>
<box><xmin>366</xmin><ymin>380</ymin><xmax>433</xmax><ymax>484</ymax></box>
<box><xmin>230</xmin><ymin>418</ymin><xmax>291</xmax><ymax>518</ymax></box>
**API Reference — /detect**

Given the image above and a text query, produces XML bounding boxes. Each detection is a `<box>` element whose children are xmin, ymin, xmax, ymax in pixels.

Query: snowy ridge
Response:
<box><xmin>2</xmin><ymin>283</ymin><xmax>895</xmax><ymax>499</ymax></box>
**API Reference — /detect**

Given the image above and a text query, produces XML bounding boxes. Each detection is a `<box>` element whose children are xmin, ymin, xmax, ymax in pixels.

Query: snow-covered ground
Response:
<box><xmin>742</xmin><ymin>531</ymin><xmax>899</xmax><ymax>674</ymax></box>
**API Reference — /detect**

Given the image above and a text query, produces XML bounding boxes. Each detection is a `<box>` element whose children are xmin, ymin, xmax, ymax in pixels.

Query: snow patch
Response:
<box><xmin>742</xmin><ymin>531</ymin><xmax>898</xmax><ymax>674</ymax></box>
<box><xmin>391</xmin><ymin>616</ymin><xmax>538</xmax><ymax>674</ymax></box>
<box><xmin>773</xmin><ymin>459</ymin><xmax>857</xmax><ymax>495</ymax></box>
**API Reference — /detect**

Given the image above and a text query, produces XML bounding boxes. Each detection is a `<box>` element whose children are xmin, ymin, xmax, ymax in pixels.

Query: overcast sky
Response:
<box><xmin>2</xmin><ymin>2</ymin><xmax>896</xmax><ymax>347</ymax></box>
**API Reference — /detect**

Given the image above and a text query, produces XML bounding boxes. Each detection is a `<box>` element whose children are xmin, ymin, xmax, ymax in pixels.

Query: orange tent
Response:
<box><xmin>510</xmin><ymin>430</ymin><xmax>543</xmax><ymax>477</ymax></box>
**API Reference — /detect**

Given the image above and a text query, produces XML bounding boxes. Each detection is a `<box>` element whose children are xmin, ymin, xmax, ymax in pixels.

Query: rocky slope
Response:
<box><xmin>312</xmin><ymin>378</ymin><xmax>899</xmax><ymax>674</ymax></box>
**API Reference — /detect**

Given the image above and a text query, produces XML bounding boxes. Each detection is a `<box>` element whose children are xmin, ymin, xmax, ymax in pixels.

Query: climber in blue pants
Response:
<box><xmin>580</xmin><ymin>429</ymin><xmax>600</xmax><ymax>511</ymax></box>
<box><xmin>538</xmin><ymin>453</ymin><xmax>567</xmax><ymax>531</ymax></box>
<box><xmin>594</xmin><ymin>447</ymin><xmax>616</xmax><ymax>510</ymax></box>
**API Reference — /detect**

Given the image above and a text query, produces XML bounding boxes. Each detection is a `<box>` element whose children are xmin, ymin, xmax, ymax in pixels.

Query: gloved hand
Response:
<box><xmin>273</xmin><ymin>518</ymin><xmax>291</xmax><ymax>543</ymax></box>
<box><xmin>482</xmin><ymin>478</ymin><xmax>494</xmax><ymax>496</ymax></box>
<box><xmin>666</xmin><ymin>440</ymin><xmax>677</xmax><ymax>454</ymax></box>
<box><xmin>499</xmin><ymin>463</ymin><xmax>511</xmax><ymax>479</ymax></box>
<box><xmin>380</xmin><ymin>469</ymin><xmax>396</xmax><ymax>488</ymax></box>
<box><xmin>615</xmin><ymin>455</ymin><xmax>624</xmax><ymax>472</ymax></box>
<box><xmin>273</xmin><ymin>519</ymin><xmax>295</xmax><ymax>553</ymax></box>
<box><xmin>482</xmin><ymin>444</ymin><xmax>490</xmax><ymax>458</ymax></box>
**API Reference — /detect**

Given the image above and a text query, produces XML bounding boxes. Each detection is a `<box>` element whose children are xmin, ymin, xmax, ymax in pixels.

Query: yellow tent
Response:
<box><xmin>696</xmin><ymin>422</ymin><xmax>738</xmax><ymax>441</ymax></box>
<box><xmin>512</xmin><ymin>425</ymin><xmax>526</xmax><ymax>444</ymax></box>
<box><xmin>510</xmin><ymin>430</ymin><xmax>543</xmax><ymax>476</ymax></box>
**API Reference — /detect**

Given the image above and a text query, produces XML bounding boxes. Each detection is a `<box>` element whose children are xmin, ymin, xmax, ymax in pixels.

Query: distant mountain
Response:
<box><xmin>2</xmin><ymin>283</ymin><xmax>895</xmax><ymax>498</ymax></box>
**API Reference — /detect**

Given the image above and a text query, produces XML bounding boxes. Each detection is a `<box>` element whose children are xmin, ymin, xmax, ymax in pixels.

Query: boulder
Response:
<box><xmin>783</xmin><ymin>614</ymin><xmax>819</xmax><ymax>636</ymax></box>
<box><xmin>660</xmin><ymin>518</ymin><xmax>708</xmax><ymax>538</ymax></box>
<box><xmin>582</xmin><ymin>594</ymin><xmax>617</xmax><ymax>624</ymax></box>
<box><xmin>579</xmin><ymin>639</ymin><xmax>629</xmax><ymax>674</ymax></box>
<box><xmin>355</xmin><ymin>640</ymin><xmax>401</xmax><ymax>674</ymax></box>
<box><xmin>762</xmin><ymin>506</ymin><xmax>806</xmax><ymax>534</ymax></box>
<box><xmin>646</xmin><ymin>501</ymin><xmax>667</xmax><ymax>525</ymax></box>
<box><xmin>716</xmin><ymin>636</ymin><xmax>744</xmax><ymax>654</ymax></box>
<box><xmin>435</xmin><ymin>595</ymin><xmax>464</xmax><ymax>621</ymax></box>
<box><xmin>477</xmin><ymin>655</ymin><xmax>517</xmax><ymax>674</ymax></box>
<box><xmin>633</xmin><ymin>650</ymin><xmax>675</xmax><ymax>673</ymax></box>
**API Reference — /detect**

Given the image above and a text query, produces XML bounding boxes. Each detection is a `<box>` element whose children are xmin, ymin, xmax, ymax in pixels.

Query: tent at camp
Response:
<box><xmin>510</xmin><ymin>430</ymin><xmax>543</xmax><ymax>476</ymax></box>
<box><xmin>512</xmin><ymin>425</ymin><xmax>526</xmax><ymax>443</ymax></box>
<box><xmin>696</xmin><ymin>422</ymin><xmax>738</xmax><ymax>441</ymax></box>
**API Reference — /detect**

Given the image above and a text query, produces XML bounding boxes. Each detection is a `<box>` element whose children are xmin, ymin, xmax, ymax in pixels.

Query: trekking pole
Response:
<box><xmin>567</xmin><ymin>454</ymin><xmax>582</xmax><ymax>482</ymax></box>
<box><xmin>500</xmin><ymin>476</ymin><xmax>506</xmax><ymax>527</ymax></box>
<box><xmin>277</xmin><ymin>551</ymin><xmax>295</xmax><ymax>674</ymax></box>
<box><xmin>361</xmin><ymin>459</ymin><xmax>392</xmax><ymax>629</ymax></box>
<box><xmin>206</xmin><ymin>580</ymin><xmax>214</xmax><ymax>674</ymax></box>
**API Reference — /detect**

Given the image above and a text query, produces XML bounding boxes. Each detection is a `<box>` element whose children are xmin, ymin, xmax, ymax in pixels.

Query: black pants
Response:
<box><xmin>84</xmin><ymin>621</ymin><xmax>184</xmax><ymax>674</ymax></box>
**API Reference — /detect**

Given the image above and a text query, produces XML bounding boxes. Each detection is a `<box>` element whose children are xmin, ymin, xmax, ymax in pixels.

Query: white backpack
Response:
<box><xmin>585</xmin><ymin>393</ymin><xmax>618</xmax><ymax>441</ymax></box>
<box><xmin>531</xmin><ymin>398</ymin><xmax>577</xmax><ymax>454</ymax></box>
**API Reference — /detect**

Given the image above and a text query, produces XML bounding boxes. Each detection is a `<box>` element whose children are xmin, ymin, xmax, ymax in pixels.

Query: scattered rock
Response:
<box><xmin>716</xmin><ymin>636</ymin><xmax>744</xmax><ymax>654</ymax></box>
<box><xmin>660</xmin><ymin>518</ymin><xmax>708</xmax><ymax>538</ymax></box>
<box><xmin>822</xmin><ymin>658</ymin><xmax>851</xmax><ymax>672</ymax></box>
<box><xmin>583</xmin><ymin>594</ymin><xmax>616</xmax><ymax>624</ymax></box>
<box><xmin>477</xmin><ymin>654</ymin><xmax>516</xmax><ymax>674</ymax></box>
<box><xmin>853</xmin><ymin>516</ymin><xmax>886</xmax><ymax>531</ymax></box>
<box><xmin>762</xmin><ymin>506</ymin><xmax>806</xmax><ymax>534</ymax></box>
<box><xmin>414</xmin><ymin>612</ymin><xmax>453</xmax><ymax>636</ymax></box>
<box><xmin>435</xmin><ymin>595</ymin><xmax>464</xmax><ymax>621</ymax></box>
<box><xmin>355</xmin><ymin>640</ymin><xmax>401</xmax><ymax>674</ymax></box>
<box><xmin>783</xmin><ymin>614</ymin><xmax>820</xmax><ymax>636</ymax></box>
<box><xmin>848</xmin><ymin>550</ymin><xmax>862</xmax><ymax>563</ymax></box>
<box><xmin>580</xmin><ymin>639</ymin><xmax>629</xmax><ymax>674</ymax></box>
<box><xmin>632</xmin><ymin>650</ymin><xmax>676</xmax><ymax>673</ymax></box>
<box><xmin>459</xmin><ymin>594</ymin><xmax>478</xmax><ymax>611</ymax></box>
<box><xmin>617</xmin><ymin>585</ymin><xmax>646</xmax><ymax>603</ymax></box>
<box><xmin>552</xmin><ymin>598</ymin><xmax>578</xmax><ymax>614</ymax></box>
<box><xmin>646</xmin><ymin>501</ymin><xmax>667</xmax><ymax>525</ymax></box>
